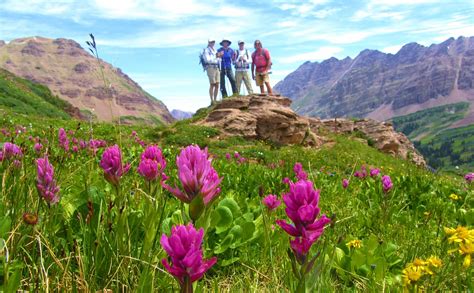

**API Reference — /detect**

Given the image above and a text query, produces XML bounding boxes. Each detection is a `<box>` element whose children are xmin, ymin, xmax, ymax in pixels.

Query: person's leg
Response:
<box><xmin>265</xmin><ymin>81</ymin><xmax>273</xmax><ymax>95</ymax></box>
<box><xmin>256</xmin><ymin>74</ymin><xmax>265</xmax><ymax>94</ymax></box>
<box><xmin>243</xmin><ymin>71</ymin><xmax>253</xmax><ymax>94</ymax></box>
<box><xmin>227</xmin><ymin>69</ymin><xmax>237</xmax><ymax>95</ymax></box>
<box><xmin>213</xmin><ymin>83</ymin><xmax>219</xmax><ymax>101</ymax></box>
<box><xmin>220</xmin><ymin>69</ymin><xmax>227</xmax><ymax>98</ymax></box>
<box><xmin>209</xmin><ymin>84</ymin><xmax>213</xmax><ymax>103</ymax></box>
<box><xmin>235</xmin><ymin>71</ymin><xmax>243</xmax><ymax>95</ymax></box>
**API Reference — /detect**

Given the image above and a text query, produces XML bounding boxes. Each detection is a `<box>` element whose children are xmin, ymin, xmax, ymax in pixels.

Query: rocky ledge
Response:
<box><xmin>196</xmin><ymin>95</ymin><xmax>426</xmax><ymax>166</ymax></box>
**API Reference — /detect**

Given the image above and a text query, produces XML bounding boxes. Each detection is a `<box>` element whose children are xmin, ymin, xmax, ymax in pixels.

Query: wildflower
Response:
<box><xmin>237</xmin><ymin>157</ymin><xmax>246</xmax><ymax>164</ymax></box>
<box><xmin>79</xmin><ymin>140</ymin><xmax>87</xmax><ymax>149</ymax></box>
<box><xmin>13</xmin><ymin>159</ymin><xmax>21</xmax><ymax>169</ymax></box>
<box><xmin>131</xmin><ymin>130</ymin><xmax>137</xmax><ymax>137</ymax></box>
<box><xmin>354</xmin><ymin>165</ymin><xmax>367</xmax><ymax>178</ymax></box>
<box><xmin>161</xmin><ymin>223</ymin><xmax>217</xmax><ymax>291</ymax></box>
<box><xmin>58</xmin><ymin>128</ymin><xmax>69</xmax><ymax>151</ymax></box>
<box><xmin>346</xmin><ymin>239</ymin><xmax>362</xmax><ymax>249</ymax></box>
<box><xmin>465</xmin><ymin>173</ymin><xmax>473</xmax><ymax>183</ymax></box>
<box><xmin>282</xmin><ymin>177</ymin><xmax>291</xmax><ymax>185</ymax></box>
<box><xmin>293</xmin><ymin>162</ymin><xmax>308</xmax><ymax>181</ymax></box>
<box><xmin>342</xmin><ymin>178</ymin><xmax>349</xmax><ymax>189</ymax></box>
<box><xmin>444</xmin><ymin>226</ymin><xmax>474</xmax><ymax>269</ymax></box>
<box><xmin>234</xmin><ymin>151</ymin><xmax>240</xmax><ymax>159</ymax></box>
<box><xmin>426</xmin><ymin>256</ymin><xmax>442</xmax><ymax>268</ymax></box>
<box><xmin>138</xmin><ymin>145</ymin><xmax>167</xmax><ymax>182</ymax></box>
<box><xmin>36</xmin><ymin>157</ymin><xmax>60</xmax><ymax>204</ymax></box>
<box><xmin>276</xmin><ymin>179</ymin><xmax>331</xmax><ymax>262</ymax></box>
<box><xmin>99</xmin><ymin>145</ymin><xmax>130</xmax><ymax>186</ymax></box>
<box><xmin>369</xmin><ymin>168</ymin><xmax>380</xmax><ymax>177</ymax></box>
<box><xmin>449</xmin><ymin>193</ymin><xmax>459</xmax><ymax>201</ymax></box>
<box><xmin>164</xmin><ymin>145</ymin><xmax>222</xmax><ymax>207</ymax></box>
<box><xmin>225</xmin><ymin>153</ymin><xmax>231</xmax><ymax>160</ymax></box>
<box><xmin>262</xmin><ymin>194</ymin><xmax>281</xmax><ymax>211</ymax></box>
<box><xmin>34</xmin><ymin>143</ymin><xmax>42</xmax><ymax>153</ymax></box>
<box><xmin>460</xmin><ymin>243</ymin><xmax>473</xmax><ymax>268</ymax></box>
<box><xmin>23</xmin><ymin>213</ymin><xmax>38</xmax><ymax>225</ymax></box>
<box><xmin>1</xmin><ymin>142</ymin><xmax>23</xmax><ymax>161</ymax></box>
<box><xmin>381</xmin><ymin>175</ymin><xmax>393</xmax><ymax>193</ymax></box>
<box><xmin>402</xmin><ymin>264</ymin><xmax>423</xmax><ymax>286</ymax></box>
<box><xmin>72</xmin><ymin>146</ymin><xmax>79</xmax><ymax>153</ymax></box>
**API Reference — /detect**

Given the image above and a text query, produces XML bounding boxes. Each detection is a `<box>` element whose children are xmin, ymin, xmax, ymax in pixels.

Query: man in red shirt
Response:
<box><xmin>251</xmin><ymin>40</ymin><xmax>273</xmax><ymax>95</ymax></box>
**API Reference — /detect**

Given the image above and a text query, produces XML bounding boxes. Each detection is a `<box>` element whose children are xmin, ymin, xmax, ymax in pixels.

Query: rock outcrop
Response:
<box><xmin>0</xmin><ymin>36</ymin><xmax>173</xmax><ymax>124</ymax></box>
<box><xmin>275</xmin><ymin>36</ymin><xmax>474</xmax><ymax>122</ymax></box>
<box><xmin>197</xmin><ymin>95</ymin><xmax>426</xmax><ymax>166</ymax></box>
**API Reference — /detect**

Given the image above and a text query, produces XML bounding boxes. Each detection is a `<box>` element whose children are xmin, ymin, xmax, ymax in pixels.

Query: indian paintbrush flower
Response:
<box><xmin>276</xmin><ymin>179</ymin><xmax>331</xmax><ymax>263</ymax></box>
<box><xmin>354</xmin><ymin>165</ymin><xmax>367</xmax><ymax>178</ymax></box>
<box><xmin>342</xmin><ymin>178</ymin><xmax>349</xmax><ymax>189</ymax></box>
<box><xmin>293</xmin><ymin>162</ymin><xmax>308</xmax><ymax>181</ymax></box>
<box><xmin>381</xmin><ymin>175</ymin><xmax>393</xmax><ymax>193</ymax></box>
<box><xmin>99</xmin><ymin>145</ymin><xmax>130</xmax><ymax>186</ymax></box>
<box><xmin>164</xmin><ymin>145</ymin><xmax>222</xmax><ymax>206</ymax></box>
<box><xmin>58</xmin><ymin>128</ymin><xmax>69</xmax><ymax>152</ymax></box>
<box><xmin>465</xmin><ymin>172</ymin><xmax>474</xmax><ymax>183</ymax></box>
<box><xmin>1</xmin><ymin>142</ymin><xmax>23</xmax><ymax>161</ymax></box>
<box><xmin>137</xmin><ymin>145</ymin><xmax>167</xmax><ymax>182</ymax></box>
<box><xmin>36</xmin><ymin>156</ymin><xmax>60</xmax><ymax>204</ymax></box>
<box><xmin>369</xmin><ymin>168</ymin><xmax>380</xmax><ymax>177</ymax></box>
<box><xmin>262</xmin><ymin>194</ymin><xmax>281</xmax><ymax>211</ymax></box>
<box><xmin>34</xmin><ymin>143</ymin><xmax>42</xmax><ymax>153</ymax></box>
<box><xmin>161</xmin><ymin>223</ymin><xmax>217</xmax><ymax>292</ymax></box>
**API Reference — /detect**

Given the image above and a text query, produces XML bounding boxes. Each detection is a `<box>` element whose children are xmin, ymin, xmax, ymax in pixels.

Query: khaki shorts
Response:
<box><xmin>207</xmin><ymin>66</ymin><xmax>220</xmax><ymax>84</ymax></box>
<box><xmin>256</xmin><ymin>72</ymin><xmax>270</xmax><ymax>86</ymax></box>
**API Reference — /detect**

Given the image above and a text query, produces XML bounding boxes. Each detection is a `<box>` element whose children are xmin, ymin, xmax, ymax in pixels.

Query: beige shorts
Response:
<box><xmin>207</xmin><ymin>66</ymin><xmax>220</xmax><ymax>84</ymax></box>
<box><xmin>256</xmin><ymin>72</ymin><xmax>270</xmax><ymax>86</ymax></box>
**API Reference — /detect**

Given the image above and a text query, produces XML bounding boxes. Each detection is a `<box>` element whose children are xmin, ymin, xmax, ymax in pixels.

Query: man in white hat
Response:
<box><xmin>217</xmin><ymin>39</ymin><xmax>237</xmax><ymax>98</ymax></box>
<box><xmin>234</xmin><ymin>40</ymin><xmax>253</xmax><ymax>95</ymax></box>
<box><xmin>203</xmin><ymin>38</ymin><xmax>223</xmax><ymax>104</ymax></box>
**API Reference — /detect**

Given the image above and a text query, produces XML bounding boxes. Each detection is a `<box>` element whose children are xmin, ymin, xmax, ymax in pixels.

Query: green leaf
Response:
<box><xmin>220</xmin><ymin>257</ymin><xmax>240</xmax><ymax>266</ymax></box>
<box><xmin>218</xmin><ymin>198</ymin><xmax>241</xmax><ymax>217</ymax></box>
<box><xmin>214</xmin><ymin>234</ymin><xmax>234</xmax><ymax>254</ymax></box>
<box><xmin>212</xmin><ymin>206</ymin><xmax>233</xmax><ymax>234</ymax></box>
<box><xmin>189</xmin><ymin>195</ymin><xmax>205</xmax><ymax>222</ymax></box>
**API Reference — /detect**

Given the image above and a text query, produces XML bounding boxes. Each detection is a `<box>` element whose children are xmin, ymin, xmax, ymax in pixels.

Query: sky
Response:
<box><xmin>0</xmin><ymin>0</ymin><xmax>473</xmax><ymax>112</ymax></box>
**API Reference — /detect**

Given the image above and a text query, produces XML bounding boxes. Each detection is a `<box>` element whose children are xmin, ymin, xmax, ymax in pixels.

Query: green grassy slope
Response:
<box><xmin>0</xmin><ymin>68</ymin><xmax>73</xmax><ymax>119</ymax></box>
<box><xmin>391</xmin><ymin>102</ymin><xmax>473</xmax><ymax>172</ymax></box>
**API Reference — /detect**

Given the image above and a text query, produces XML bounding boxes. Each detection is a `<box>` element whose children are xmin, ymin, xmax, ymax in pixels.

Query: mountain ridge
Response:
<box><xmin>0</xmin><ymin>36</ymin><xmax>174</xmax><ymax>124</ymax></box>
<box><xmin>275</xmin><ymin>36</ymin><xmax>474</xmax><ymax>123</ymax></box>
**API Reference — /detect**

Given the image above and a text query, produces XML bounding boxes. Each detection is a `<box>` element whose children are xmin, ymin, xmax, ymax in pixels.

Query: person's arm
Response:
<box><xmin>265</xmin><ymin>49</ymin><xmax>271</xmax><ymax>72</ymax></box>
<box><xmin>251</xmin><ymin>57</ymin><xmax>255</xmax><ymax>79</ymax></box>
<box><xmin>204</xmin><ymin>48</ymin><xmax>212</xmax><ymax>63</ymax></box>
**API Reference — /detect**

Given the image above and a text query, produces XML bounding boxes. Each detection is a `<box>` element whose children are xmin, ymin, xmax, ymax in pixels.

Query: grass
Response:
<box><xmin>0</xmin><ymin>109</ymin><xmax>472</xmax><ymax>292</ymax></box>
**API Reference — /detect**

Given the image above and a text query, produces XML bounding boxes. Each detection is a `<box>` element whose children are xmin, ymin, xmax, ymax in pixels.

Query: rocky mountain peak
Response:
<box><xmin>0</xmin><ymin>36</ymin><xmax>173</xmax><ymax>124</ymax></box>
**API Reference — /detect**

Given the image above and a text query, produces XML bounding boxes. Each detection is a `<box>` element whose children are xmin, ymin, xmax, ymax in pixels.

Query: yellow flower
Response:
<box><xmin>423</xmin><ymin>212</ymin><xmax>430</xmax><ymax>217</ymax></box>
<box><xmin>426</xmin><ymin>256</ymin><xmax>442</xmax><ymax>268</ymax></box>
<box><xmin>412</xmin><ymin>258</ymin><xmax>428</xmax><ymax>267</ymax></box>
<box><xmin>449</xmin><ymin>193</ymin><xmax>459</xmax><ymax>201</ymax></box>
<box><xmin>346</xmin><ymin>239</ymin><xmax>362</xmax><ymax>249</ymax></box>
<box><xmin>463</xmin><ymin>254</ymin><xmax>471</xmax><ymax>268</ymax></box>
<box><xmin>445</xmin><ymin>226</ymin><xmax>474</xmax><ymax>244</ymax></box>
<box><xmin>402</xmin><ymin>265</ymin><xmax>423</xmax><ymax>286</ymax></box>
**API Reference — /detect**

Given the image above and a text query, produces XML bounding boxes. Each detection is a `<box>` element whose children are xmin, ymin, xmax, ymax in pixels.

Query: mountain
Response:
<box><xmin>274</xmin><ymin>36</ymin><xmax>474</xmax><ymax>123</ymax></box>
<box><xmin>0</xmin><ymin>67</ymin><xmax>81</xmax><ymax>119</ymax></box>
<box><xmin>171</xmin><ymin>109</ymin><xmax>194</xmax><ymax>120</ymax></box>
<box><xmin>0</xmin><ymin>36</ymin><xmax>173</xmax><ymax>124</ymax></box>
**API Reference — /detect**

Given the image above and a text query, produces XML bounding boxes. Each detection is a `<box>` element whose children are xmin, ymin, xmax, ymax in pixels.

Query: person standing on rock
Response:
<box><xmin>234</xmin><ymin>40</ymin><xmax>254</xmax><ymax>95</ymax></box>
<box><xmin>251</xmin><ymin>40</ymin><xmax>273</xmax><ymax>95</ymax></box>
<box><xmin>217</xmin><ymin>39</ymin><xmax>237</xmax><ymax>98</ymax></box>
<box><xmin>203</xmin><ymin>38</ymin><xmax>222</xmax><ymax>104</ymax></box>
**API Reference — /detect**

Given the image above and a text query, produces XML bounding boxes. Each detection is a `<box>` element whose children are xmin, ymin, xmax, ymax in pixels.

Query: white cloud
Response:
<box><xmin>369</xmin><ymin>0</ymin><xmax>441</xmax><ymax>6</ymax></box>
<box><xmin>381</xmin><ymin>45</ymin><xmax>403</xmax><ymax>54</ymax></box>
<box><xmin>280</xmin><ymin>47</ymin><xmax>343</xmax><ymax>64</ymax></box>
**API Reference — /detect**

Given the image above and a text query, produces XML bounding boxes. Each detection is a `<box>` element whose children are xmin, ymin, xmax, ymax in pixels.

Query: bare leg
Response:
<box><xmin>213</xmin><ymin>83</ymin><xmax>219</xmax><ymax>101</ymax></box>
<box><xmin>260</xmin><ymin>85</ymin><xmax>265</xmax><ymax>94</ymax></box>
<box><xmin>265</xmin><ymin>82</ymin><xmax>273</xmax><ymax>95</ymax></box>
<box><xmin>209</xmin><ymin>85</ymin><xmax>214</xmax><ymax>104</ymax></box>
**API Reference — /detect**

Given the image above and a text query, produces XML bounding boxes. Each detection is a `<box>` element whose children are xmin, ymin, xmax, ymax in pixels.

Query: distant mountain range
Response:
<box><xmin>171</xmin><ymin>109</ymin><xmax>194</xmax><ymax>120</ymax></box>
<box><xmin>275</xmin><ymin>36</ymin><xmax>474</xmax><ymax>125</ymax></box>
<box><xmin>0</xmin><ymin>36</ymin><xmax>173</xmax><ymax>124</ymax></box>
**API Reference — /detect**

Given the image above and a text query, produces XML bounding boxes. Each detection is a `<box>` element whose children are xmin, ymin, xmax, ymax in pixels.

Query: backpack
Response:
<box><xmin>199</xmin><ymin>48</ymin><xmax>207</xmax><ymax>71</ymax></box>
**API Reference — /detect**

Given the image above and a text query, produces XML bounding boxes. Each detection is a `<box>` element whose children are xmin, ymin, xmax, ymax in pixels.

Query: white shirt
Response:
<box><xmin>204</xmin><ymin>46</ymin><xmax>219</xmax><ymax>65</ymax></box>
<box><xmin>235</xmin><ymin>49</ymin><xmax>250</xmax><ymax>71</ymax></box>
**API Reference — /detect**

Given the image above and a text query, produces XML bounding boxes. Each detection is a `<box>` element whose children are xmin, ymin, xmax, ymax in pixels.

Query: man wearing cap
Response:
<box><xmin>203</xmin><ymin>38</ymin><xmax>222</xmax><ymax>104</ymax></box>
<box><xmin>234</xmin><ymin>40</ymin><xmax>253</xmax><ymax>95</ymax></box>
<box><xmin>217</xmin><ymin>39</ymin><xmax>237</xmax><ymax>98</ymax></box>
<box><xmin>251</xmin><ymin>40</ymin><xmax>273</xmax><ymax>95</ymax></box>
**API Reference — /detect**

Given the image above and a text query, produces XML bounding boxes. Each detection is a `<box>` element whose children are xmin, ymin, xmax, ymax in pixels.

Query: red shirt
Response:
<box><xmin>252</xmin><ymin>48</ymin><xmax>270</xmax><ymax>73</ymax></box>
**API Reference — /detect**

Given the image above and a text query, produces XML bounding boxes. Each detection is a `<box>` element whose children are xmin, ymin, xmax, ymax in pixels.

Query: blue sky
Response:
<box><xmin>0</xmin><ymin>0</ymin><xmax>473</xmax><ymax>112</ymax></box>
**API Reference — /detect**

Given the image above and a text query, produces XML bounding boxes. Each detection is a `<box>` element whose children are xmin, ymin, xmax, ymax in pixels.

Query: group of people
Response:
<box><xmin>201</xmin><ymin>38</ymin><xmax>273</xmax><ymax>104</ymax></box>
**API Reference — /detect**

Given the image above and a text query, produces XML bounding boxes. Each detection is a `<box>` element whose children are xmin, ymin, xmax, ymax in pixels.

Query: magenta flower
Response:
<box><xmin>34</xmin><ymin>143</ymin><xmax>42</xmax><ymax>153</ymax></box>
<box><xmin>89</xmin><ymin>139</ymin><xmax>106</xmax><ymax>155</ymax></box>
<box><xmin>79</xmin><ymin>140</ymin><xmax>87</xmax><ymax>149</ymax></box>
<box><xmin>262</xmin><ymin>194</ymin><xmax>281</xmax><ymax>211</ymax></box>
<box><xmin>276</xmin><ymin>180</ymin><xmax>331</xmax><ymax>261</ymax></box>
<box><xmin>282</xmin><ymin>177</ymin><xmax>291</xmax><ymax>185</ymax></box>
<box><xmin>234</xmin><ymin>152</ymin><xmax>240</xmax><ymax>159</ymax></box>
<box><xmin>138</xmin><ymin>145</ymin><xmax>167</xmax><ymax>182</ymax></box>
<box><xmin>1</xmin><ymin>142</ymin><xmax>23</xmax><ymax>161</ymax></box>
<box><xmin>72</xmin><ymin>146</ymin><xmax>78</xmax><ymax>153</ymax></box>
<box><xmin>342</xmin><ymin>178</ymin><xmax>349</xmax><ymax>189</ymax></box>
<box><xmin>225</xmin><ymin>153</ymin><xmax>231</xmax><ymax>160</ymax></box>
<box><xmin>382</xmin><ymin>175</ymin><xmax>393</xmax><ymax>193</ymax></box>
<box><xmin>99</xmin><ymin>145</ymin><xmax>130</xmax><ymax>186</ymax></box>
<box><xmin>465</xmin><ymin>173</ymin><xmax>474</xmax><ymax>183</ymax></box>
<box><xmin>369</xmin><ymin>168</ymin><xmax>380</xmax><ymax>177</ymax></box>
<box><xmin>354</xmin><ymin>165</ymin><xmax>368</xmax><ymax>178</ymax></box>
<box><xmin>164</xmin><ymin>145</ymin><xmax>222</xmax><ymax>206</ymax></box>
<box><xmin>36</xmin><ymin>157</ymin><xmax>60</xmax><ymax>204</ymax></box>
<box><xmin>293</xmin><ymin>162</ymin><xmax>308</xmax><ymax>181</ymax></box>
<box><xmin>58</xmin><ymin>128</ymin><xmax>69</xmax><ymax>152</ymax></box>
<box><xmin>161</xmin><ymin>223</ymin><xmax>217</xmax><ymax>291</ymax></box>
